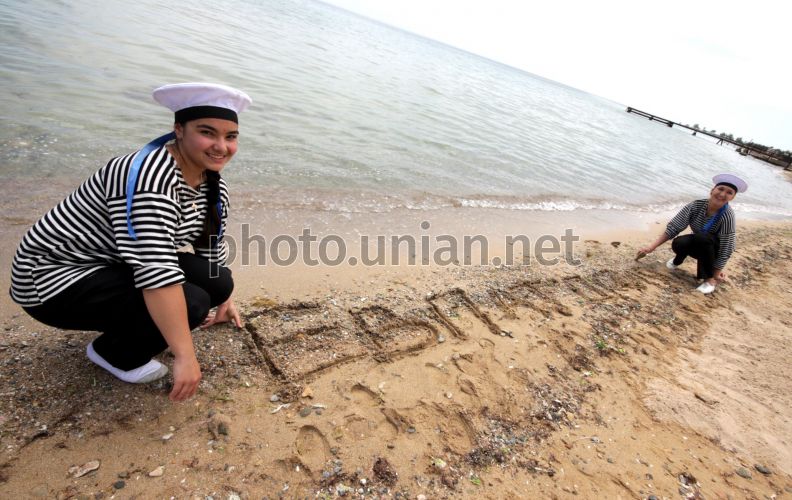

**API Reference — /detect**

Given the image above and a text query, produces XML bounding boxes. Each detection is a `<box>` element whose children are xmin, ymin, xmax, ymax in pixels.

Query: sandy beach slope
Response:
<box><xmin>0</xmin><ymin>219</ymin><xmax>791</xmax><ymax>499</ymax></box>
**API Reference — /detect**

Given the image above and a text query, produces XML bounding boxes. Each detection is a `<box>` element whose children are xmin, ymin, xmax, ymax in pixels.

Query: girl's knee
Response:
<box><xmin>692</xmin><ymin>232</ymin><xmax>716</xmax><ymax>247</ymax></box>
<box><xmin>184</xmin><ymin>285</ymin><xmax>211</xmax><ymax>329</ymax></box>
<box><xmin>211</xmin><ymin>267</ymin><xmax>234</xmax><ymax>306</ymax></box>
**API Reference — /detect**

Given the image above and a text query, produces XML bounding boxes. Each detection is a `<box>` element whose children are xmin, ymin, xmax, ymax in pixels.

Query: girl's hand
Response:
<box><xmin>635</xmin><ymin>247</ymin><xmax>653</xmax><ymax>261</ymax></box>
<box><xmin>170</xmin><ymin>353</ymin><xmax>201</xmax><ymax>401</ymax></box>
<box><xmin>201</xmin><ymin>298</ymin><xmax>243</xmax><ymax>329</ymax></box>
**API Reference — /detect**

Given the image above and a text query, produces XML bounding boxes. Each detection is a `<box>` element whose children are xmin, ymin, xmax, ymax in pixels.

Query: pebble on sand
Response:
<box><xmin>754</xmin><ymin>464</ymin><xmax>771</xmax><ymax>475</ymax></box>
<box><xmin>148</xmin><ymin>465</ymin><xmax>164</xmax><ymax>477</ymax></box>
<box><xmin>208</xmin><ymin>413</ymin><xmax>232</xmax><ymax>439</ymax></box>
<box><xmin>69</xmin><ymin>460</ymin><xmax>100</xmax><ymax>478</ymax></box>
<box><xmin>735</xmin><ymin>467</ymin><xmax>752</xmax><ymax>479</ymax></box>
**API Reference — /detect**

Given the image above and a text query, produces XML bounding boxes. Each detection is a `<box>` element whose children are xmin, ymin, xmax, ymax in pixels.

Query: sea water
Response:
<box><xmin>1</xmin><ymin>0</ymin><xmax>790</xmax><ymax>218</ymax></box>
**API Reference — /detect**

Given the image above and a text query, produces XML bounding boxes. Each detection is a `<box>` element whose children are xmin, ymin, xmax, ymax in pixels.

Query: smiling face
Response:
<box><xmin>174</xmin><ymin>118</ymin><xmax>239</xmax><ymax>177</ymax></box>
<box><xmin>709</xmin><ymin>183</ymin><xmax>737</xmax><ymax>209</ymax></box>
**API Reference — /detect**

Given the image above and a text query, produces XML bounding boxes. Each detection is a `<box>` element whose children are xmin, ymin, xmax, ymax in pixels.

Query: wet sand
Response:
<box><xmin>1</xmin><ymin>201</ymin><xmax>791</xmax><ymax>498</ymax></box>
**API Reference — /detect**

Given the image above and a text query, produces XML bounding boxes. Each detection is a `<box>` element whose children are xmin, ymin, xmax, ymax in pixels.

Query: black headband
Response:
<box><xmin>175</xmin><ymin>105</ymin><xmax>238</xmax><ymax>124</ymax></box>
<box><xmin>715</xmin><ymin>182</ymin><xmax>738</xmax><ymax>193</ymax></box>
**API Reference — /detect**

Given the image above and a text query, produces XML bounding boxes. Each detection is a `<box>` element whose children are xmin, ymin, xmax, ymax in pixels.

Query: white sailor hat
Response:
<box><xmin>712</xmin><ymin>173</ymin><xmax>748</xmax><ymax>193</ymax></box>
<box><xmin>152</xmin><ymin>82</ymin><xmax>252</xmax><ymax>123</ymax></box>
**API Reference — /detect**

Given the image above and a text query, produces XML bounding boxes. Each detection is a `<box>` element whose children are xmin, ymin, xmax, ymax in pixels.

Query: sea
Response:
<box><xmin>1</xmin><ymin>0</ymin><xmax>791</xmax><ymax>220</ymax></box>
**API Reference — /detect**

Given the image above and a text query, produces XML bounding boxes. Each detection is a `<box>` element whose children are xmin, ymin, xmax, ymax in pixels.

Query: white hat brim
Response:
<box><xmin>712</xmin><ymin>173</ymin><xmax>748</xmax><ymax>193</ymax></box>
<box><xmin>152</xmin><ymin>82</ymin><xmax>251</xmax><ymax>115</ymax></box>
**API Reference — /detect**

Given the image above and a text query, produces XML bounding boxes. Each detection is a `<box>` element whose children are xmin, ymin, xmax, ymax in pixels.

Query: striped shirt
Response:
<box><xmin>10</xmin><ymin>144</ymin><xmax>229</xmax><ymax>307</ymax></box>
<box><xmin>664</xmin><ymin>199</ymin><xmax>736</xmax><ymax>270</ymax></box>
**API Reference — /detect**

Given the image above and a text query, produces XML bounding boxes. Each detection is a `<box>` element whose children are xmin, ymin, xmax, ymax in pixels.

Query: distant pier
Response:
<box><xmin>626</xmin><ymin>107</ymin><xmax>791</xmax><ymax>169</ymax></box>
<box><xmin>626</xmin><ymin>106</ymin><xmax>745</xmax><ymax>148</ymax></box>
<box><xmin>626</xmin><ymin>107</ymin><xmax>675</xmax><ymax>128</ymax></box>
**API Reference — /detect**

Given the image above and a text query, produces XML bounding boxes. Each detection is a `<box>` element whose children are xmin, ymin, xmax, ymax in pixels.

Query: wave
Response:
<box><xmin>234</xmin><ymin>188</ymin><xmax>792</xmax><ymax>219</ymax></box>
<box><xmin>457</xmin><ymin>197</ymin><xmax>649</xmax><ymax>212</ymax></box>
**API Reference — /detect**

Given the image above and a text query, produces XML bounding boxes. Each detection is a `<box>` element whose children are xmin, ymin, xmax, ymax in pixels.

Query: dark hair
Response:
<box><xmin>196</xmin><ymin>169</ymin><xmax>222</xmax><ymax>248</ymax></box>
<box><xmin>715</xmin><ymin>182</ymin><xmax>738</xmax><ymax>193</ymax></box>
<box><xmin>176</xmin><ymin>120</ymin><xmax>222</xmax><ymax>248</ymax></box>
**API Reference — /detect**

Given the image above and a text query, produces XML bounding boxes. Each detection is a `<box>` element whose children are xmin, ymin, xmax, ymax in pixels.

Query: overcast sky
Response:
<box><xmin>324</xmin><ymin>0</ymin><xmax>791</xmax><ymax>151</ymax></box>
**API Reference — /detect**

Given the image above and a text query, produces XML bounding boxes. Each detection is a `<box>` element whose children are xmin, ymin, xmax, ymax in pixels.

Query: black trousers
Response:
<box><xmin>671</xmin><ymin>232</ymin><xmax>719</xmax><ymax>280</ymax></box>
<box><xmin>24</xmin><ymin>253</ymin><xmax>233</xmax><ymax>370</ymax></box>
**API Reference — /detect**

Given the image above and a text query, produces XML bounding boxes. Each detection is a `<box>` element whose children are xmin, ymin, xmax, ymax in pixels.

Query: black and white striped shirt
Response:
<box><xmin>664</xmin><ymin>199</ymin><xmax>736</xmax><ymax>270</ymax></box>
<box><xmin>10</xmin><ymin>145</ymin><xmax>229</xmax><ymax>307</ymax></box>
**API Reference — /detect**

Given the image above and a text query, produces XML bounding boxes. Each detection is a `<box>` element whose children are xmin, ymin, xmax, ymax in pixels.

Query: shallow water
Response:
<box><xmin>1</xmin><ymin>0</ymin><xmax>790</xmax><ymax>218</ymax></box>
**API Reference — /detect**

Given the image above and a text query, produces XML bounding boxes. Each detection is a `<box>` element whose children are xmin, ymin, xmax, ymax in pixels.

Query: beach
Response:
<box><xmin>1</xmin><ymin>206</ymin><xmax>791</xmax><ymax>498</ymax></box>
<box><xmin>2</xmin><ymin>1</ymin><xmax>792</xmax><ymax>497</ymax></box>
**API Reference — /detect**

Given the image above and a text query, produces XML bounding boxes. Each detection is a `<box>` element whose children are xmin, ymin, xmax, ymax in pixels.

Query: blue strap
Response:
<box><xmin>702</xmin><ymin>203</ymin><xmax>728</xmax><ymax>232</ymax></box>
<box><xmin>126</xmin><ymin>132</ymin><xmax>176</xmax><ymax>239</ymax></box>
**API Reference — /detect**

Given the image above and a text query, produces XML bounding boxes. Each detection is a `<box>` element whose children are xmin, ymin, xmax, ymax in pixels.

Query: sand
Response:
<box><xmin>1</xmin><ymin>205</ymin><xmax>791</xmax><ymax>499</ymax></box>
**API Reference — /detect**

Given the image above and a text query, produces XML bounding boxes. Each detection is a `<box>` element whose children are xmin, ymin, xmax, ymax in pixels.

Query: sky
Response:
<box><xmin>323</xmin><ymin>0</ymin><xmax>791</xmax><ymax>151</ymax></box>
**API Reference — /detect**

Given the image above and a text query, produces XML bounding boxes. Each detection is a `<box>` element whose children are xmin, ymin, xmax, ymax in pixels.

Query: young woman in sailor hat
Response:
<box><xmin>637</xmin><ymin>173</ymin><xmax>748</xmax><ymax>294</ymax></box>
<box><xmin>10</xmin><ymin>83</ymin><xmax>251</xmax><ymax>401</ymax></box>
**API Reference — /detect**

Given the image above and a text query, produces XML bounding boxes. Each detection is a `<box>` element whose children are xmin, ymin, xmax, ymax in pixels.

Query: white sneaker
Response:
<box><xmin>696</xmin><ymin>282</ymin><xmax>716</xmax><ymax>294</ymax></box>
<box><xmin>666</xmin><ymin>258</ymin><xmax>679</xmax><ymax>270</ymax></box>
<box><xmin>87</xmin><ymin>342</ymin><xmax>169</xmax><ymax>384</ymax></box>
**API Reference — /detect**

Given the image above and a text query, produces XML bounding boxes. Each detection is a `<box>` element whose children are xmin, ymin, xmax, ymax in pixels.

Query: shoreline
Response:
<box><xmin>1</xmin><ymin>210</ymin><xmax>791</xmax><ymax>497</ymax></box>
<box><xmin>1</xmin><ymin>201</ymin><xmax>788</xmax><ymax>325</ymax></box>
<box><xmin>1</xmin><ymin>202</ymin><xmax>679</xmax><ymax>326</ymax></box>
